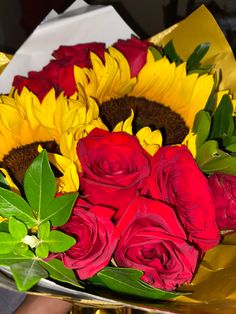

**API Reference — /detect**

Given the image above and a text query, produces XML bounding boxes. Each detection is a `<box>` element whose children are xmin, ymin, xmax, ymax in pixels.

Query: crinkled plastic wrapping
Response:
<box><xmin>1</xmin><ymin>4</ymin><xmax>236</xmax><ymax>314</ymax></box>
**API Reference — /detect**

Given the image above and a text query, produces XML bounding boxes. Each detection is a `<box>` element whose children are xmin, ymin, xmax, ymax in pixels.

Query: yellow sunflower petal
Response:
<box><xmin>108</xmin><ymin>47</ymin><xmax>137</xmax><ymax>96</ymax></box>
<box><xmin>0</xmin><ymin>168</ymin><xmax>20</xmax><ymax>194</ymax></box>
<box><xmin>40</xmin><ymin>144</ymin><xmax>79</xmax><ymax>193</ymax></box>
<box><xmin>60</xmin><ymin>120</ymin><xmax>108</xmax><ymax>167</ymax></box>
<box><xmin>56</xmin><ymin>163</ymin><xmax>79</xmax><ymax>193</ymax></box>
<box><xmin>113</xmin><ymin>110</ymin><xmax>134</xmax><ymax>134</ymax></box>
<box><xmin>0</xmin><ymin>96</ymin><xmax>35</xmax><ymax>159</ymax></box>
<box><xmin>74</xmin><ymin>66</ymin><xmax>99</xmax><ymax>98</ymax></box>
<box><xmin>136</xmin><ymin>127</ymin><xmax>162</xmax><ymax>156</ymax></box>
<box><xmin>74</xmin><ymin>50</ymin><xmax>136</xmax><ymax>104</ymax></box>
<box><xmin>0</xmin><ymin>216</ymin><xmax>7</xmax><ymax>223</ymax></box>
<box><xmin>182</xmin><ymin>131</ymin><xmax>197</xmax><ymax>158</ymax></box>
<box><xmin>13</xmin><ymin>87</ymin><xmax>41</xmax><ymax>129</ymax></box>
<box><xmin>187</xmin><ymin>74</ymin><xmax>215</xmax><ymax>127</ymax></box>
<box><xmin>46</xmin><ymin>152</ymin><xmax>79</xmax><ymax>193</ymax></box>
<box><xmin>130</xmin><ymin>51</ymin><xmax>214</xmax><ymax>128</ymax></box>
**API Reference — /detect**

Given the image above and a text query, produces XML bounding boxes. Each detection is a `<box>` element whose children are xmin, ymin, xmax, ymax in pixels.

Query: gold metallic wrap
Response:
<box><xmin>70</xmin><ymin>308</ymin><xmax>132</xmax><ymax>314</ymax></box>
<box><xmin>0</xmin><ymin>52</ymin><xmax>12</xmax><ymax>74</ymax></box>
<box><xmin>149</xmin><ymin>5</ymin><xmax>236</xmax><ymax>97</ymax></box>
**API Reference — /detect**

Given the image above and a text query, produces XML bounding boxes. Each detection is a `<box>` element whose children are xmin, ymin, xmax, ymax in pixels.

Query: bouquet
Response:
<box><xmin>1</xmin><ymin>3</ymin><xmax>236</xmax><ymax>313</ymax></box>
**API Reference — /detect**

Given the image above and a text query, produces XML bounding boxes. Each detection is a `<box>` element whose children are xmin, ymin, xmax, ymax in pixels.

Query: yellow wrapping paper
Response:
<box><xmin>0</xmin><ymin>52</ymin><xmax>12</xmax><ymax>74</ymax></box>
<box><xmin>149</xmin><ymin>5</ymin><xmax>236</xmax><ymax>97</ymax></box>
<box><xmin>168</xmin><ymin>233</ymin><xmax>236</xmax><ymax>313</ymax></box>
<box><xmin>148</xmin><ymin>6</ymin><xmax>236</xmax><ymax>312</ymax></box>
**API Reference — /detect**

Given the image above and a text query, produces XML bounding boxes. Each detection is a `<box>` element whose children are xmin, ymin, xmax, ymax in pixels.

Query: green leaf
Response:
<box><xmin>0</xmin><ymin>233</ymin><xmax>20</xmax><ymax>254</ymax></box>
<box><xmin>196</xmin><ymin>140</ymin><xmax>220</xmax><ymax>166</ymax></box>
<box><xmin>0</xmin><ymin>250</ymin><xmax>34</xmax><ymax>266</ymax></box>
<box><xmin>192</xmin><ymin>110</ymin><xmax>211</xmax><ymax>149</ymax></box>
<box><xmin>196</xmin><ymin>140</ymin><xmax>236</xmax><ymax>175</ymax></box>
<box><xmin>35</xmin><ymin>242</ymin><xmax>49</xmax><ymax>258</ymax></box>
<box><xmin>222</xmin><ymin>135</ymin><xmax>236</xmax><ymax>152</ymax></box>
<box><xmin>0</xmin><ymin>221</ymin><xmax>8</xmax><ymax>232</ymax></box>
<box><xmin>210</xmin><ymin>95</ymin><xmax>234</xmax><ymax>139</ymax></box>
<box><xmin>46</xmin><ymin>230</ymin><xmax>75</xmax><ymax>253</ymax></box>
<box><xmin>13</xmin><ymin>243</ymin><xmax>29</xmax><ymax>255</ymax></box>
<box><xmin>187</xmin><ymin>42</ymin><xmax>210</xmax><ymax>71</ymax></box>
<box><xmin>8</xmin><ymin>217</ymin><xmax>28</xmax><ymax>240</ymax></box>
<box><xmin>40</xmin><ymin>259</ymin><xmax>83</xmax><ymax>288</ymax></box>
<box><xmin>201</xmin><ymin>154</ymin><xmax>236</xmax><ymax>175</ymax></box>
<box><xmin>89</xmin><ymin>267</ymin><xmax>181</xmax><ymax>300</ymax></box>
<box><xmin>10</xmin><ymin>259</ymin><xmax>48</xmax><ymax>291</ymax></box>
<box><xmin>0</xmin><ymin>188</ymin><xmax>36</xmax><ymax>228</ymax></box>
<box><xmin>188</xmin><ymin>64</ymin><xmax>212</xmax><ymax>75</ymax></box>
<box><xmin>0</xmin><ymin>171</ymin><xmax>10</xmax><ymax>190</ymax></box>
<box><xmin>204</xmin><ymin>73</ymin><xmax>219</xmax><ymax>112</ymax></box>
<box><xmin>226</xmin><ymin>143</ymin><xmax>236</xmax><ymax>152</ymax></box>
<box><xmin>222</xmin><ymin>135</ymin><xmax>236</xmax><ymax>147</ymax></box>
<box><xmin>148</xmin><ymin>46</ymin><xmax>162</xmax><ymax>61</ymax></box>
<box><xmin>38</xmin><ymin>221</ymin><xmax>50</xmax><ymax>240</ymax></box>
<box><xmin>41</xmin><ymin>193</ymin><xmax>78</xmax><ymax>226</ymax></box>
<box><xmin>163</xmin><ymin>40</ymin><xmax>182</xmax><ymax>64</ymax></box>
<box><xmin>23</xmin><ymin>150</ymin><xmax>56</xmax><ymax>219</ymax></box>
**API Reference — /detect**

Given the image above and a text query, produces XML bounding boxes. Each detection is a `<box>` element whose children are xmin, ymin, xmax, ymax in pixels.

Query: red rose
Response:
<box><xmin>113</xmin><ymin>36</ymin><xmax>151</xmax><ymax>77</ymax></box>
<box><xmin>12</xmin><ymin>75</ymin><xmax>53</xmax><ymax>102</ymax></box>
<box><xmin>143</xmin><ymin>145</ymin><xmax>220</xmax><ymax>252</ymax></box>
<box><xmin>209</xmin><ymin>173</ymin><xmax>236</xmax><ymax>230</ymax></box>
<box><xmin>39</xmin><ymin>61</ymin><xmax>77</xmax><ymax>96</ymax></box>
<box><xmin>13</xmin><ymin>42</ymin><xmax>106</xmax><ymax>100</ymax></box>
<box><xmin>52</xmin><ymin>42</ymin><xmax>105</xmax><ymax>65</ymax></box>
<box><xmin>114</xmin><ymin>196</ymin><xmax>199</xmax><ymax>291</ymax></box>
<box><xmin>77</xmin><ymin>128</ymin><xmax>150</xmax><ymax>220</ymax></box>
<box><xmin>59</xmin><ymin>199</ymin><xmax>120</xmax><ymax>280</ymax></box>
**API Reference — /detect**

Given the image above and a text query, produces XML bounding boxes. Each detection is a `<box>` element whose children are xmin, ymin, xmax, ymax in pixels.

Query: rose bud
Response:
<box><xmin>208</xmin><ymin>173</ymin><xmax>236</xmax><ymax>230</ymax></box>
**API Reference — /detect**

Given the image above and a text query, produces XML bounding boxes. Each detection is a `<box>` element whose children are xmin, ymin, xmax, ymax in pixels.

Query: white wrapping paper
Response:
<box><xmin>0</xmin><ymin>0</ymin><xmax>135</xmax><ymax>94</ymax></box>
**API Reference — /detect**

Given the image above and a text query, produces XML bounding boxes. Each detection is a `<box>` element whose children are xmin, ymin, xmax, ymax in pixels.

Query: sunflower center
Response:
<box><xmin>100</xmin><ymin>96</ymin><xmax>189</xmax><ymax>145</ymax></box>
<box><xmin>1</xmin><ymin>141</ymin><xmax>60</xmax><ymax>187</ymax></box>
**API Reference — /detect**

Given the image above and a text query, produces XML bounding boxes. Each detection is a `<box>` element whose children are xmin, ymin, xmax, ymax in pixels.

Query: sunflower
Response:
<box><xmin>43</xmin><ymin>45</ymin><xmax>216</xmax><ymax>193</ymax></box>
<box><xmin>73</xmin><ymin>47</ymin><xmax>215</xmax><ymax>148</ymax></box>
<box><xmin>3</xmin><ymin>42</ymin><xmax>231</xmax><ymax>193</ymax></box>
<box><xmin>47</xmin><ymin>92</ymin><xmax>108</xmax><ymax>193</ymax></box>
<box><xmin>0</xmin><ymin>86</ymin><xmax>105</xmax><ymax>187</ymax></box>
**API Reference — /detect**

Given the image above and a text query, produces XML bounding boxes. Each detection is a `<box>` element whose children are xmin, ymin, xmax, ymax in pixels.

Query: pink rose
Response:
<box><xmin>113</xmin><ymin>36</ymin><xmax>151</xmax><ymax>76</ymax></box>
<box><xmin>77</xmin><ymin>128</ymin><xmax>150</xmax><ymax>220</ymax></box>
<box><xmin>59</xmin><ymin>199</ymin><xmax>120</xmax><ymax>280</ymax></box>
<box><xmin>209</xmin><ymin>173</ymin><xmax>236</xmax><ymax>230</ymax></box>
<box><xmin>114</xmin><ymin>196</ymin><xmax>199</xmax><ymax>291</ymax></box>
<box><xmin>142</xmin><ymin>145</ymin><xmax>220</xmax><ymax>252</ymax></box>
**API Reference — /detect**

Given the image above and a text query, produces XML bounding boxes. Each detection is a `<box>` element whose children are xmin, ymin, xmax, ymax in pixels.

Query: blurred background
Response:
<box><xmin>0</xmin><ymin>0</ymin><xmax>236</xmax><ymax>55</ymax></box>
